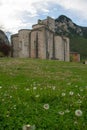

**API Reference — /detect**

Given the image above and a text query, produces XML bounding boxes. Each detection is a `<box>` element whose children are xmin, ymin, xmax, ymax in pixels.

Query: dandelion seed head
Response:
<box><xmin>43</xmin><ymin>104</ymin><xmax>49</xmax><ymax>110</ymax></box>
<box><xmin>65</xmin><ymin>109</ymin><xmax>70</xmax><ymax>113</ymax></box>
<box><xmin>77</xmin><ymin>99</ymin><xmax>82</xmax><ymax>104</ymax></box>
<box><xmin>69</xmin><ymin>91</ymin><xmax>74</xmax><ymax>96</ymax></box>
<box><xmin>0</xmin><ymin>86</ymin><xmax>2</xmax><ymax>89</ymax></box>
<box><xmin>74</xmin><ymin>121</ymin><xmax>78</xmax><ymax>125</ymax></box>
<box><xmin>80</xmin><ymin>88</ymin><xmax>83</xmax><ymax>92</ymax></box>
<box><xmin>67</xmin><ymin>82</ymin><xmax>71</xmax><ymax>85</ymax></box>
<box><xmin>52</xmin><ymin>86</ymin><xmax>56</xmax><ymax>90</ymax></box>
<box><xmin>35</xmin><ymin>95</ymin><xmax>40</xmax><ymax>98</ymax></box>
<box><xmin>10</xmin><ymin>96</ymin><xmax>12</xmax><ymax>98</ymax></box>
<box><xmin>33</xmin><ymin>87</ymin><xmax>37</xmax><ymax>90</ymax></box>
<box><xmin>26</xmin><ymin>88</ymin><xmax>29</xmax><ymax>91</ymax></box>
<box><xmin>58</xmin><ymin>111</ymin><xmax>64</xmax><ymax>115</ymax></box>
<box><xmin>75</xmin><ymin>85</ymin><xmax>78</xmax><ymax>88</ymax></box>
<box><xmin>23</xmin><ymin>124</ymin><xmax>31</xmax><ymax>130</ymax></box>
<box><xmin>61</xmin><ymin>93</ymin><xmax>66</xmax><ymax>97</ymax></box>
<box><xmin>75</xmin><ymin>109</ymin><xmax>83</xmax><ymax>117</ymax></box>
<box><xmin>77</xmin><ymin>93</ymin><xmax>80</xmax><ymax>97</ymax></box>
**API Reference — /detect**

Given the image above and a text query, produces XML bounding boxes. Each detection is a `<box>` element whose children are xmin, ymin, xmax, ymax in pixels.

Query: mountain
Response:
<box><xmin>55</xmin><ymin>15</ymin><xmax>87</xmax><ymax>60</ymax></box>
<box><xmin>0</xmin><ymin>30</ymin><xmax>9</xmax><ymax>45</ymax></box>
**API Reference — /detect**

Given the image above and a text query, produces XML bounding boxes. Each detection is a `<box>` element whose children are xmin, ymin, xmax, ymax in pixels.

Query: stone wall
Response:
<box><xmin>11</xmin><ymin>34</ymin><xmax>19</xmax><ymax>57</ymax></box>
<box><xmin>62</xmin><ymin>37</ymin><xmax>70</xmax><ymax>61</ymax></box>
<box><xmin>55</xmin><ymin>36</ymin><xmax>64</xmax><ymax>60</ymax></box>
<box><xmin>32</xmin><ymin>24</ymin><xmax>45</xmax><ymax>29</ymax></box>
<box><xmin>54</xmin><ymin>36</ymin><xmax>70</xmax><ymax>61</ymax></box>
<box><xmin>30</xmin><ymin>27</ymin><xmax>54</xmax><ymax>59</ymax></box>
<box><xmin>18</xmin><ymin>29</ymin><xmax>31</xmax><ymax>58</ymax></box>
<box><xmin>30</xmin><ymin>28</ymin><xmax>46</xmax><ymax>59</ymax></box>
<box><xmin>45</xmin><ymin>29</ymin><xmax>54</xmax><ymax>59</ymax></box>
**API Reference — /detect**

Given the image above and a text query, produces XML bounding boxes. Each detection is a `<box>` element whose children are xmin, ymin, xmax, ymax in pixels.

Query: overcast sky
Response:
<box><xmin>0</xmin><ymin>0</ymin><xmax>87</xmax><ymax>34</ymax></box>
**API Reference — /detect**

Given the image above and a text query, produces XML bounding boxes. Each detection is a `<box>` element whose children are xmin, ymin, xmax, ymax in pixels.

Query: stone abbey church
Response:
<box><xmin>11</xmin><ymin>16</ymin><xmax>70</xmax><ymax>61</ymax></box>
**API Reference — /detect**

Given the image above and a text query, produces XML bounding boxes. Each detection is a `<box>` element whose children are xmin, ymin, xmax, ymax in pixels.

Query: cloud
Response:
<box><xmin>0</xmin><ymin>0</ymin><xmax>40</xmax><ymax>33</ymax></box>
<box><xmin>0</xmin><ymin>0</ymin><xmax>87</xmax><ymax>34</ymax></box>
<box><xmin>50</xmin><ymin>0</ymin><xmax>87</xmax><ymax>19</ymax></box>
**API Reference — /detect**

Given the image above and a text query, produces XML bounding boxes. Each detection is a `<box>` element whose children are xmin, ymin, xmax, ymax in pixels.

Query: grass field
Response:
<box><xmin>0</xmin><ymin>58</ymin><xmax>87</xmax><ymax>130</ymax></box>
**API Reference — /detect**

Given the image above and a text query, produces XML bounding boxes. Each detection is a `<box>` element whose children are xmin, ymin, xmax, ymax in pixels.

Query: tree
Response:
<box><xmin>0</xmin><ymin>42</ymin><xmax>11</xmax><ymax>57</ymax></box>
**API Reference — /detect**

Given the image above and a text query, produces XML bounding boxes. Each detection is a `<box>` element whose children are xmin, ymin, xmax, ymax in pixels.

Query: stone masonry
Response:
<box><xmin>11</xmin><ymin>16</ymin><xmax>70</xmax><ymax>61</ymax></box>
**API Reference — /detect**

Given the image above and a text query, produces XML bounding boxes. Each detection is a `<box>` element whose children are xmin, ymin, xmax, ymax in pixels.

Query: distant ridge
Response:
<box><xmin>55</xmin><ymin>15</ymin><xmax>87</xmax><ymax>38</ymax></box>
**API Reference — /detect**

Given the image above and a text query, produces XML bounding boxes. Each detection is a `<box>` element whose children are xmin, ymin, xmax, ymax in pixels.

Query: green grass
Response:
<box><xmin>0</xmin><ymin>58</ymin><xmax>87</xmax><ymax>130</ymax></box>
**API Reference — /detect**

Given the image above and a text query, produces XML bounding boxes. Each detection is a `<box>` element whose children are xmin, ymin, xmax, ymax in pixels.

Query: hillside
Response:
<box><xmin>55</xmin><ymin>15</ymin><xmax>87</xmax><ymax>59</ymax></box>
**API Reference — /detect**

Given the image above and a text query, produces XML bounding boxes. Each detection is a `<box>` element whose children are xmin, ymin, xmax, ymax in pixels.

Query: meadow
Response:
<box><xmin>0</xmin><ymin>58</ymin><xmax>87</xmax><ymax>130</ymax></box>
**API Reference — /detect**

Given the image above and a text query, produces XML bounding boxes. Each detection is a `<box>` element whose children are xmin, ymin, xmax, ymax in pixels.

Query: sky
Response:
<box><xmin>0</xmin><ymin>0</ymin><xmax>87</xmax><ymax>35</ymax></box>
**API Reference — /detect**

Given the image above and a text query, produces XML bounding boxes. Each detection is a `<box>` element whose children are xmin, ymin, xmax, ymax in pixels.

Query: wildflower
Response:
<box><xmin>43</xmin><ymin>104</ymin><xmax>49</xmax><ymax>110</ymax></box>
<box><xmin>75</xmin><ymin>109</ymin><xmax>83</xmax><ymax>117</ymax></box>
<box><xmin>69</xmin><ymin>91</ymin><xmax>74</xmax><ymax>96</ymax></box>
<box><xmin>58</xmin><ymin>111</ymin><xmax>64</xmax><ymax>115</ymax></box>
<box><xmin>61</xmin><ymin>93</ymin><xmax>66</xmax><ymax>97</ymax></box>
